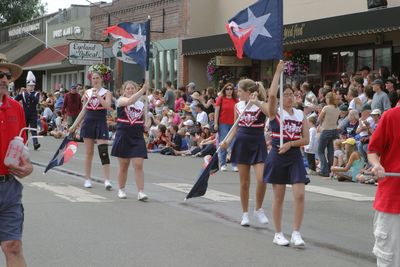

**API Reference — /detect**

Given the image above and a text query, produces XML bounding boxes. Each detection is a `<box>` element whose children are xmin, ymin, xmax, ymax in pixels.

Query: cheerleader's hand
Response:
<box><xmin>219</xmin><ymin>141</ymin><xmax>228</xmax><ymax>150</ymax></box>
<box><xmin>69</xmin><ymin>125</ymin><xmax>76</xmax><ymax>133</ymax></box>
<box><xmin>248</xmin><ymin>92</ymin><xmax>259</xmax><ymax>106</ymax></box>
<box><xmin>278</xmin><ymin>142</ymin><xmax>291</xmax><ymax>154</ymax></box>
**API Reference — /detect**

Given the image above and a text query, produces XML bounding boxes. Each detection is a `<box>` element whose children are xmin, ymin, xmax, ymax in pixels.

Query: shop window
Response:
<box><xmin>357</xmin><ymin>49</ymin><xmax>373</xmax><ymax>70</ymax></box>
<box><xmin>339</xmin><ymin>51</ymin><xmax>354</xmax><ymax>73</ymax></box>
<box><xmin>326</xmin><ymin>52</ymin><xmax>338</xmax><ymax>73</ymax></box>
<box><xmin>375</xmin><ymin>47</ymin><xmax>391</xmax><ymax>70</ymax></box>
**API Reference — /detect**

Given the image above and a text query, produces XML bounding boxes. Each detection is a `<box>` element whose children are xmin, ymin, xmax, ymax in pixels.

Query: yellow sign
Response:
<box><xmin>215</xmin><ymin>56</ymin><xmax>252</xmax><ymax>67</ymax></box>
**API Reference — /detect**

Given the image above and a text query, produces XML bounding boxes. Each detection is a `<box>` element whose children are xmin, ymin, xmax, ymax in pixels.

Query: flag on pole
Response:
<box><xmin>44</xmin><ymin>137</ymin><xmax>78</xmax><ymax>173</ymax></box>
<box><xmin>226</xmin><ymin>0</ymin><xmax>283</xmax><ymax>60</ymax></box>
<box><xmin>104</xmin><ymin>21</ymin><xmax>150</xmax><ymax>68</ymax></box>
<box><xmin>185</xmin><ymin>153</ymin><xmax>219</xmax><ymax>200</ymax></box>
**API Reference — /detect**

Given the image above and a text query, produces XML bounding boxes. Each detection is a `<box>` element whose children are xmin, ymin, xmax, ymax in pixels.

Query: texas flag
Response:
<box><xmin>226</xmin><ymin>0</ymin><xmax>283</xmax><ymax>60</ymax></box>
<box><xmin>104</xmin><ymin>21</ymin><xmax>150</xmax><ymax>68</ymax></box>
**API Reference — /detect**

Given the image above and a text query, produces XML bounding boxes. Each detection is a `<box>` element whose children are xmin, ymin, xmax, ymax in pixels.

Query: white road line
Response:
<box><xmin>154</xmin><ymin>183</ymin><xmax>240</xmax><ymax>202</ymax></box>
<box><xmin>289</xmin><ymin>185</ymin><xmax>374</xmax><ymax>202</ymax></box>
<box><xmin>156</xmin><ymin>183</ymin><xmax>374</xmax><ymax>202</ymax></box>
<box><xmin>30</xmin><ymin>182</ymin><xmax>112</xmax><ymax>203</ymax></box>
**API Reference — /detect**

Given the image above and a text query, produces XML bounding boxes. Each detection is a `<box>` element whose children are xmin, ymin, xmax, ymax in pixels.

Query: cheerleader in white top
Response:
<box><xmin>220</xmin><ymin>79</ymin><xmax>269</xmax><ymax>227</ymax></box>
<box><xmin>263</xmin><ymin>61</ymin><xmax>310</xmax><ymax>247</ymax></box>
<box><xmin>111</xmin><ymin>81</ymin><xmax>149</xmax><ymax>201</ymax></box>
<box><xmin>70</xmin><ymin>71</ymin><xmax>113</xmax><ymax>190</ymax></box>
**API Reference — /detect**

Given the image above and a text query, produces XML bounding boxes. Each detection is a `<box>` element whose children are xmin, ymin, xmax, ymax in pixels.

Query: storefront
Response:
<box><xmin>22</xmin><ymin>5</ymin><xmax>93</xmax><ymax>92</ymax></box>
<box><xmin>182</xmin><ymin>6</ymin><xmax>400</xmax><ymax>88</ymax></box>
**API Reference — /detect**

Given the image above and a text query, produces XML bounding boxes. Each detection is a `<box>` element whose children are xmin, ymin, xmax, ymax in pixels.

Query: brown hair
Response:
<box><xmin>238</xmin><ymin>79</ymin><xmax>266</xmax><ymax>101</ymax></box>
<box><xmin>220</xmin><ymin>82</ymin><xmax>237</xmax><ymax>98</ymax></box>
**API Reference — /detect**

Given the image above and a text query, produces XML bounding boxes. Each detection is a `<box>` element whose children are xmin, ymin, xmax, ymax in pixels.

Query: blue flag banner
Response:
<box><xmin>44</xmin><ymin>137</ymin><xmax>78</xmax><ymax>173</ymax></box>
<box><xmin>227</xmin><ymin>0</ymin><xmax>283</xmax><ymax>60</ymax></box>
<box><xmin>104</xmin><ymin>21</ymin><xmax>150</xmax><ymax>69</ymax></box>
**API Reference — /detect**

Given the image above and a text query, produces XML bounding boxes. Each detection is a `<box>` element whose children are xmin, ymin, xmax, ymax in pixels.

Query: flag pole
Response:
<box><xmin>144</xmin><ymin>16</ymin><xmax>151</xmax><ymax>128</ymax></box>
<box><xmin>279</xmin><ymin>70</ymin><xmax>284</xmax><ymax>147</ymax></box>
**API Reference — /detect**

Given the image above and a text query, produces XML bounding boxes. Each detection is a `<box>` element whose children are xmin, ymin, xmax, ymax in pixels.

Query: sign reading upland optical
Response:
<box><xmin>53</xmin><ymin>26</ymin><xmax>83</xmax><ymax>39</ymax></box>
<box><xmin>8</xmin><ymin>23</ymin><xmax>40</xmax><ymax>37</ymax></box>
<box><xmin>69</xmin><ymin>42</ymin><xmax>103</xmax><ymax>65</ymax></box>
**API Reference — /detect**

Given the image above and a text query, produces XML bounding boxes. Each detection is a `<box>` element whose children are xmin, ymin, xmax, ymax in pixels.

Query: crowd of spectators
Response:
<box><xmin>9</xmin><ymin>64</ymin><xmax>400</xmax><ymax>184</ymax></box>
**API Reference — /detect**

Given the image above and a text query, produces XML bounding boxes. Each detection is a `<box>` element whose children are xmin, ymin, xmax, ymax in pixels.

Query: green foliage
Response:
<box><xmin>0</xmin><ymin>0</ymin><xmax>47</xmax><ymax>27</ymax></box>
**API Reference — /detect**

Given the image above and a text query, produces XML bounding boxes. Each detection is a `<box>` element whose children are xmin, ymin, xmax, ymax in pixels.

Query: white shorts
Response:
<box><xmin>373</xmin><ymin>211</ymin><xmax>400</xmax><ymax>267</ymax></box>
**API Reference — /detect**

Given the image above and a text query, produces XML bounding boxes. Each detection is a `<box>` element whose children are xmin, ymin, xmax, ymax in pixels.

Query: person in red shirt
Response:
<box><xmin>214</xmin><ymin>83</ymin><xmax>238</xmax><ymax>171</ymax></box>
<box><xmin>368</xmin><ymin>106</ymin><xmax>400</xmax><ymax>267</ymax></box>
<box><xmin>62</xmin><ymin>84</ymin><xmax>82</xmax><ymax>128</ymax></box>
<box><xmin>0</xmin><ymin>53</ymin><xmax>33</xmax><ymax>267</ymax></box>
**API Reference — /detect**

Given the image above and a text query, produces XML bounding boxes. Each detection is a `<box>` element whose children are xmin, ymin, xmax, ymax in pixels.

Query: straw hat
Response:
<box><xmin>0</xmin><ymin>53</ymin><xmax>23</xmax><ymax>81</ymax></box>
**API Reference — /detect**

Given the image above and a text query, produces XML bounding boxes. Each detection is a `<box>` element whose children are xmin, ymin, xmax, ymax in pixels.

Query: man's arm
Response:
<box><xmin>368</xmin><ymin>153</ymin><xmax>385</xmax><ymax>179</ymax></box>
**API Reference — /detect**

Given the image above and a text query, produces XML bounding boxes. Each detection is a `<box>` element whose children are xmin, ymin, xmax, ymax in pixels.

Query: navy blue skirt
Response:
<box><xmin>230</xmin><ymin>127</ymin><xmax>267</xmax><ymax>165</ymax></box>
<box><xmin>111</xmin><ymin>125</ymin><xmax>147</xmax><ymax>159</ymax></box>
<box><xmin>264</xmin><ymin>144</ymin><xmax>307</xmax><ymax>184</ymax></box>
<box><xmin>80</xmin><ymin>118</ymin><xmax>109</xmax><ymax>140</ymax></box>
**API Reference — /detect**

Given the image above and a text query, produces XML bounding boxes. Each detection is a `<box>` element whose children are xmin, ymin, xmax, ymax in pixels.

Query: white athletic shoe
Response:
<box><xmin>220</xmin><ymin>165</ymin><xmax>228</xmax><ymax>172</ymax></box>
<box><xmin>118</xmin><ymin>189</ymin><xmax>127</xmax><ymax>199</ymax></box>
<box><xmin>290</xmin><ymin>231</ymin><xmax>306</xmax><ymax>246</ymax></box>
<box><xmin>232</xmin><ymin>166</ymin><xmax>239</xmax><ymax>172</ymax></box>
<box><xmin>104</xmin><ymin>180</ymin><xmax>112</xmax><ymax>191</ymax></box>
<box><xmin>273</xmin><ymin>232</ymin><xmax>290</xmax><ymax>246</ymax></box>
<box><xmin>137</xmin><ymin>191</ymin><xmax>148</xmax><ymax>202</ymax></box>
<box><xmin>240</xmin><ymin>212</ymin><xmax>250</xmax><ymax>227</ymax></box>
<box><xmin>254</xmin><ymin>208</ymin><xmax>269</xmax><ymax>224</ymax></box>
<box><xmin>84</xmin><ymin>179</ymin><xmax>92</xmax><ymax>188</ymax></box>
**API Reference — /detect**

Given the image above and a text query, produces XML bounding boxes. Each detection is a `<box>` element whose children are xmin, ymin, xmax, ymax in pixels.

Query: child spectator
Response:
<box><xmin>333</xmin><ymin>140</ymin><xmax>345</xmax><ymax>169</ymax></box>
<box><xmin>330</xmin><ymin>138</ymin><xmax>365</xmax><ymax>182</ymax></box>
<box><xmin>304</xmin><ymin>115</ymin><xmax>317</xmax><ymax>174</ymax></box>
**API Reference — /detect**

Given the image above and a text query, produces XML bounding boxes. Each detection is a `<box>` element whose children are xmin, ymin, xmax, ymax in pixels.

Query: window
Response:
<box><xmin>375</xmin><ymin>47</ymin><xmax>391</xmax><ymax>70</ymax></box>
<box><xmin>357</xmin><ymin>49</ymin><xmax>373</xmax><ymax>70</ymax></box>
<box><xmin>339</xmin><ymin>51</ymin><xmax>354</xmax><ymax>73</ymax></box>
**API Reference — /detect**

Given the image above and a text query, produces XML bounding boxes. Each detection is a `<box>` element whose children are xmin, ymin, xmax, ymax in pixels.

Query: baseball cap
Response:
<box><xmin>361</xmin><ymin>103</ymin><xmax>371</xmax><ymax>112</ymax></box>
<box><xmin>342</xmin><ymin>138</ymin><xmax>356</xmax><ymax>146</ymax></box>
<box><xmin>202</xmin><ymin>124</ymin><xmax>210</xmax><ymax>129</ymax></box>
<box><xmin>372</xmin><ymin>79</ymin><xmax>384</xmax><ymax>87</ymax></box>
<box><xmin>70</xmin><ymin>84</ymin><xmax>77</xmax><ymax>89</ymax></box>
<box><xmin>339</xmin><ymin>104</ymin><xmax>349</xmax><ymax>112</ymax></box>
<box><xmin>186</xmin><ymin>82</ymin><xmax>196</xmax><ymax>88</ymax></box>
<box><xmin>371</xmin><ymin>109</ymin><xmax>382</xmax><ymax>116</ymax></box>
<box><xmin>340</xmin><ymin>72</ymin><xmax>348</xmax><ymax>78</ymax></box>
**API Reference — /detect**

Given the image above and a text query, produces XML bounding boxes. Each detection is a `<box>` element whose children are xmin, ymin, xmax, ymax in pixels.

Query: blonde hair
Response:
<box><xmin>238</xmin><ymin>79</ymin><xmax>266</xmax><ymax>101</ymax></box>
<box><xmin>345</xmin><ymin>143</ymin><xmax>356</xmax><ymax>163</ymax></box>
<box><xmin>121</xmin><ymin>80</ymin><xmax>139</xmax><ymax>96</ymax></box>
<box><xmin>325</xmin><ymin>92</ymin><xmax>337</xmax><ymax>106</ymax></box>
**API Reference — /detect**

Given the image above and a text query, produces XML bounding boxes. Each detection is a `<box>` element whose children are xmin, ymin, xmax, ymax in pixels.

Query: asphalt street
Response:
<box><xmin>0</xmin><ymin>137</ymin><xmax>377</xmax><ymax>267</ymax></box>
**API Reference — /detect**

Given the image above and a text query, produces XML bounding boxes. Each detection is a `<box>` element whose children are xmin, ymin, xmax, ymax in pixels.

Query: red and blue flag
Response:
<box><xmin>44</xmin><ymin>137</ymin><xmax>78</xmax><ymax>173</ymax></box>
<box><xmin>104</xmin><ymin>21</ymin><xmax>150</xmax><ymax>68</ymax></box>
<box><xmin>226</xmin><ymin>0</ymin><xmax>283</xmax><ymax>60</ymax></box>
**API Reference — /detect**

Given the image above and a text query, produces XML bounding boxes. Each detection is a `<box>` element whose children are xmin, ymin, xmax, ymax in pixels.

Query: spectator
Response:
<box><xmin>356</xmin><ymin>103</ymin><xmax>374</xmax><ymax>162</ymax></box>
<box><xmin>174</xmin><ymin>90</ymin><xmax>185</xmax><ymax>113</ymax></box>
<box><xmin>371</xmin><ymin>79</ymin><xmax>391</xmax><ymax>113</ymax></box>
<box><xmin>201</xmin><ymin>87</ymin><xmax>216</xmax><ymax>114</ymax></box>
<box><xmin>354</xmin><ymin>76</ymin><xmax>368</xmax><ymax>105</ymax></box>
<box><xmin>41</xmin><ymin>102</ymin><xmax>53</xmax><ymax>122</ymax></box>
<box><xmin>331</xmin><ymin>138</ymin><xmax>365</xmax><ymax>182</ymax></box>
<box><xmin>164</xmin><ymin>80</ymin><xmax>175</xmax><ymax>110</ymax></box>
<box><xmin>153</xmin><ymin>89</ymin><xmax>164</xmax><ymax>115</ymax></box>
<box><xmin>62</xmin><ymin>84</ymin><xmax>82</xmax><ymax>128</ymax></box>
<box><xmin>333</xmin><ymin>139</ymin><xmax>345</xmax><ymax>169</ymax></box>
<box><xmin>378</xmin><ymin>66</ymin><xmax>390</xmax><ymax>84</ymax></box>
<box><xmin>54</xmin><ymin>91</ymin><xmax>64</xmax><ymax>112</ymax></box>
<box><xmin>370</xmin><ymin>109</ymin><xmax>382</xmax><ymax>129</ymax></box>
<box><xmin>195</xmin><ymin>103</ymin><xmax>208</xmax><ymax>126</ymax></box>
<box><xmin>364</xmin><ymin>85</ymin><xmax>374</xmax><ymax>105</ymax></box>
<box><xmin>347</xmin><ymin>87</ymin><xmax>361</xmax><ymax>112</ymax></box>
<box><xmin>359</xmin><ymin>66</ymin><xmax>371</xmax><ymax>87</ymax></box>
<box><xmin>341</xmin><ymin>110</ymin><xmax>359</xmax><ymax>139</ymax></box>
<box><xmin>317</xmin><ymin>92</ymin><xmax>340</xmax><ymax>177</ymax></box>
<box><xmin>385</xmin><ymin>77</ymin><xmax>399</xmax><ymax>108</ymax></box>
<box><xmin>190</xmin><ymin>91</ymin><xmax>201</xmax><ymax>117</ymax></box>
<box><xmin>301</xmin><ymin>82</ymin><xmax>318</xmax><ymax>108</ymax></box>
<box><xmin>304</xmin><ymin>115</ymin><xmax>317</xmax><ymax>174</ymax></box>
<box><xmin>337</xmin><ymin>104</ymin><xmax>349</xmax><ymax>132</ymax></box>
<box><xmin>186</xmin><ymin>82</ymin><xmax>196</xmax><ymax>103</ymax></box>
<box><xmin>337</xmin><ymin>73</ymin><xmax>351</xmax><ymax>103</ymax></box>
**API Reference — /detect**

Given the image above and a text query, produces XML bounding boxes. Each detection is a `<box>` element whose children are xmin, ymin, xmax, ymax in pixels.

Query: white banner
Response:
<box><xmin>69</xmin><ymin>42</ymin><xmax>103</xmax><ymax>65</ymax></box>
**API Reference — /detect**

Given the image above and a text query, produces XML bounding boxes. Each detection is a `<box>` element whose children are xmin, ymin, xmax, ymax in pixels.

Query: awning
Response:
<box><xmin>23</xmin><ymin>44</ymin><xmax>69</xmax><ymax>71</ymax></box>
<box><xmin>0</xmin><ymin>35</ymin><xmax>45</xmax><ymax>65</ymax></box>
<box><xmin>182</xmin><ymin>6</ymin><xmax>400</xmax><ymax>56</ymax></box>
<box><xmin>284</xmin><ymin>6</ymin><xmax>400</xmax><ymax>45</ymax></box>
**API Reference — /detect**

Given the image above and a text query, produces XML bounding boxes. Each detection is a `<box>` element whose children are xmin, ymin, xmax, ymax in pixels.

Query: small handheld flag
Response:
<box><xmin>44</xmin><ymin>137</ymin><xmax>78</xmax><ymax>173</ymax></box>
<box><xmin>226</xmin><ymin>0</ymin><xmax>283</xmax><ymax>60</ymax></box>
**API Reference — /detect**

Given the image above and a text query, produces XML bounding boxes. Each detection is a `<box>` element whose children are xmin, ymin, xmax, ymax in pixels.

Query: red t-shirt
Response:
<box><xmin>0</xmin><ymin>95</ymin><xmax>27</xmax><ymax>174</ymax></box>
<box><xmin>215</xmin><ymin>96</ymin><xmax>238</xmax><ymax>125</ymax></box>
<box><xmin>368</xmin><ymin>106</ymin><xmax>400</xmax><ymax>213</ymax></box>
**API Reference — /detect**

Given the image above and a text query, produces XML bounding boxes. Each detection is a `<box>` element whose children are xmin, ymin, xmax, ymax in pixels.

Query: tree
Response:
<box><xmin>0</xmin><ymin>0</ymin><xmax>47</xmax><ymax>27</ymax></box>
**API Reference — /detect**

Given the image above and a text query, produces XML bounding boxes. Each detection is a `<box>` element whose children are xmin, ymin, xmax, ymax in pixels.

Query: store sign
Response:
<box><xmin>69</xmin><ymin>42</ymin><xmax>103</xmax><ymax>65</ymax></box>
<box><xmin>53</xmin><ymin>26</ymin><xmax>83</xmax><ymax>39</ymax></box>
<box><xmin>112</xmin><ymin>41</ymin><xmax>137</xmax><ymax>64</ymax></box>
<box><xmin>8</xmin><ymin>23</ymin><xmax>40</xmax><ymax>37</ymax></box>
<box><xmin>215</xmin><ymin>56</ymin><xmax>252</xmax><ymax>67</ymax></box>
<box><xmin>283</xmin><ymin>23</ymin><xmax>306</xmax><ymax>41</ymax></box>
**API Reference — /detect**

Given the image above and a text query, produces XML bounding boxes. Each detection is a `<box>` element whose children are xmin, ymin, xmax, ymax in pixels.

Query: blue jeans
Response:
<box><xmin>317</xmin><ymin>129</ymin><xmax>337</xmax><ymax>175</ymax></box>
<box><xmin>357</xmin><ymin>141</ymin><xmax>368</xmax><ymax>162</ymax></box>
<box><xmin>217</xmin><ymin>124</ymin><xmax>236</xmax><ymax>167</ymax></box>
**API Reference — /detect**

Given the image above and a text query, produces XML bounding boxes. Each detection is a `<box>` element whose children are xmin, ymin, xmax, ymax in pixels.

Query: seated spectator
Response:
<box><xmin>42</xmin><ymin>102</ymin><xmax>53</xmax><ymax>122</ymax></box>
<box><xmin>39</xmin><ymin>116</ymin><xmax>48</xmax><ymax>136</ymax></box>
<box><xmin>370</xmin><ymin>109</ymin><xmax>382</xmax><ymax>129</ymax></box>
<box><xmin>355</xmin><ymin>103</ymin><xmax>374</xmax><ymax>162</ymax></box>
<box><xmin>174</xmin><ymin>90</ymin><xmax>185</xmax><ymax>113</ymax></box>
<box><xmin>330</xmin><ymin>138</ymin><xmax>365</xmax><ymax>182</ymax></box>
<box><xmin>208</xmin><ymin>113</ymin><xmax>215</xmax><ymax>131</ymax></box>
<box><xmin>337</xmin><ymin>104</ymin><xmax>349</xmax><ymax>132</ymax></box>
<box><xmin>153</xmin><ymin>90</ymin><xmax>164</xmax><ymax>115</ymax></box>
<box><xmin>49</xmin><ymin>110</ymin><xmax>64</xmax><ymax>139</ymax></box>
<box><xmin>385</xmin><ymin>77</ymin><xmax>399</xmax><ymax>108</ymax></box>
<box><xmin>333</xmin><ymin>139</ymin><xmax>345</xmax><ymax>168</ymax></box>
<box><xmin>160</xmin><ymin>125</ymin><xmax>182</xmax><ymax>155</ymax></box>
<box><xmin>347</xmin><ymin>87</ymin><xmax>361</xmax><ymax>112</ymax></box>
<box><xmin>147</xmin><ymin>124</ymin><xmax>168</xmax><ymax>151</ymax></box>
<box><xmin>341</xmin><ymin>110</ymin><xmax>359</xmax><ymax>139</ymax></box>
<box><xmin>195</xmin><ymin>103</ymin><xmax>208</xmax><ymax>126</ymax></box>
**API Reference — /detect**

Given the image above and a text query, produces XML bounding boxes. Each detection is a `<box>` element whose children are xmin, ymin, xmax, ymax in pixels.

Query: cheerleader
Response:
<box><xmin>111</xmin><ymin>81</ymin><xmax>148</xmax><ymax>201</ymax></box>
<box><xmin>220</xmin><ymin>79</ymin><xmax>269</xmax><ymax>227</ymax></box>
<box><xmin>263</xmin><ymin>61</ymin><xmax>309</xmax><ymax>246</ymax></box>
<box><xmin>70</xmin><ymin>71</ymin><xmax>112</xmax><ymax>189</ymax></box>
